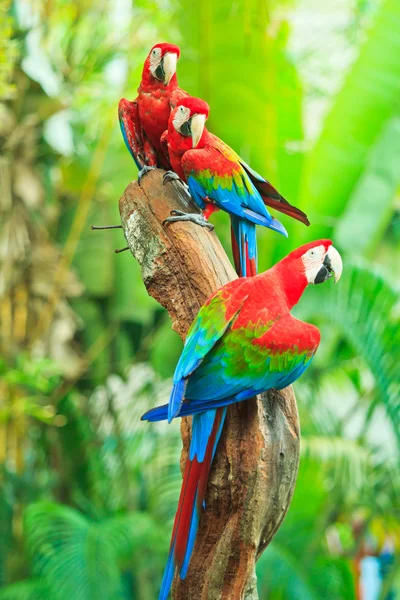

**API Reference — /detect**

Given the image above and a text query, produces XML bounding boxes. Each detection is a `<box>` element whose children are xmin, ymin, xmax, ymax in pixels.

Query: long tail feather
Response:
<box><xmin>258</xmin><ymin>192</ymin><xmax>310</xmax><ymax>226</ymax></box>
<box><xmin>230</xmin><ymin>216</ymin><xmax>257</xmax><ymax>277</ymax></box>
<box><xmin>158</xmin><ymin>408</ymin><xmax>226</xmax><ymax>600</ymax></box>
<box><xmin>241</xmin><ymin>164</ymin><xmax>310</xmax><ymax>226</ymax></box>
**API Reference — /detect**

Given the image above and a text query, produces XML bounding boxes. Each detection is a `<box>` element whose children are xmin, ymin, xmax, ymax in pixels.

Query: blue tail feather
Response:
<box><xmin>157</xmin><ymin>408</ymin><xmax>227</xmax><ymax>599</ymax></box>
<box><xmin>230</xmin><ymin>216</ymin><xmax>257</xmax><ymax>277</ymax></box>
<box><xmin>158</xmin><ymin>542</ymin><xmax>176</xmax><ymax>600</ymax></box>
<box><xmin>180</xmin><ymin>495</ymin><xmax>200</xmax><ymax>579</ymax></box>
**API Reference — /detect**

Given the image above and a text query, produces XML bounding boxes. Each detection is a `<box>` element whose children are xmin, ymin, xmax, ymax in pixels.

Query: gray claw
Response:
<box><xmin>163</xmin><ymin>211</ymin><xmax>214</xmax><ymax>230</ymax></box>
<box><xmin>138</xmin><ymin>166</ymin><xmax>155</xmax><ymax>184</ymax></box>
<box><xmin>163</xmin><ymin>171</ymin><xmax>190</xmax><ymax>193</ymax></box>
<box><xmin>163</xmin><ymin>171</ymin><xmax>181</xmax><ymax>184</ymax></box>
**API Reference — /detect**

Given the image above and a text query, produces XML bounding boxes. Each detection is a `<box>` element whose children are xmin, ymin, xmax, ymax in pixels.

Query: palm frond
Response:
<box><xmin>0</xmin><ymin>580</ymin><xmax>51</xmax><ymax>600</ymax></box>
<box><xmin>301</xmin><ymin>436</ymin><xmax>372</xmax><ymax>493</ymax></box>
<box><xmin>257</xmin><ymin>541</ymin><xmax>319</xmax><ymax>600</ymax></box>
<box><xmin>297</xmin><ymin>262</ymin><xmax>400</xmax><ymax>443</ymax></box>
<box><xmin>24</xmin><ymin>503</ymin><xmax>125</xmax><ymax>600</ymax></box>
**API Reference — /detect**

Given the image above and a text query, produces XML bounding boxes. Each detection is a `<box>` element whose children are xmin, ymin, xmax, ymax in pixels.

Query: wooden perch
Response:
<box><xmin>119</xmin><ymin>169</ymin><xmax>300</xmax><ymax>600</ymax></box>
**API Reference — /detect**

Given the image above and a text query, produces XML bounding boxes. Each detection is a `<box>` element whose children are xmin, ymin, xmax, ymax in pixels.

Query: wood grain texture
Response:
<box><xmin>119</xmin><ymin>169</ymin><xmax>300</xmax><ymax>600</ymax></box>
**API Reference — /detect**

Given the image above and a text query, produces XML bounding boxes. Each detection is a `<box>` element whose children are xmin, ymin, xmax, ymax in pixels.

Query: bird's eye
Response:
<box><xmin>152</xmin><ymin>50</ymin><xmax>156</xmax><ymax>55</ymax></box>
<box><xmin>310</xmin><ymin>250</ymin><xmax>315</xmax><ymax>256</ymax></box>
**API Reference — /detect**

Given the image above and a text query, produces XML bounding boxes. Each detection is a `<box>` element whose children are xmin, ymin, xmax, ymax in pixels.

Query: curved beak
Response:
<box><xmin>328</xmin><ymin>245</ymin><xmax>343</xmax><ymax>283</ymax></box>
<box><xmin>162</xmin><ymin>52</ymin><xmax>178</xmax><ymax>86</ymax></box>
<box><xmin>191</xmin><ymin>113</ymin><xmax>206</xmax><ymax>148</ymax></box>
<box><xmin>314</xmin><ymin>245</ymin><xmax>343</xmax><ymax>284</ymax></box>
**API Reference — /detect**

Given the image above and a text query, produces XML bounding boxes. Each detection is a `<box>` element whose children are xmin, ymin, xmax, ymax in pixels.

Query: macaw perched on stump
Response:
<box><xmin>118</xmin><ymin>43</ymin><xmax>188</xmax><ymax>173</ymax></box>
<box><xmin>163</xmin><ymin>97</ymin><xmax>310</xmax><ymax>277</ymax></box>
<box><xmin>142</xmin><ymin>240</ymin><xmax>343</xmax><ymax>600</ymax></box>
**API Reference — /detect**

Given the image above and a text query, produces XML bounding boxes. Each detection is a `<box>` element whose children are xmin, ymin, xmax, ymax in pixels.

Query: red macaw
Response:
<box><xmin>142</xmin><ymin>240</ymin><xmax>343</xmax><ymax>599</ymax></box>
<box><xmin>163</xmin><ymin>97</ymin><xmax>310</xmax><ymax>277</ymax></box>
<box><xmin>118</xmin><ymin>43</ymin><xmax>188</xmax><ymax>175</ymax></box>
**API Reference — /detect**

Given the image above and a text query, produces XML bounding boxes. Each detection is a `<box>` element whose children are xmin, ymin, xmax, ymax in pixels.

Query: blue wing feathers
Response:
<box><xmin>142</xmin><ymin>355</ymin><xmax>315</xmax><ymax>423</ymax></box>
<box><xmin>187</xmin><ymin>170</ymin><xmax>287</xmax><ymax>235</ymax></box>
<box><xmin>168</xmin><ymin>378</ymin><xmax>187</xmax><ymax>423</ymax></box>
<box><xmin>119</xmin><ymin>120</ymin><xmax>142</xmax><ymax>170</ymax></box>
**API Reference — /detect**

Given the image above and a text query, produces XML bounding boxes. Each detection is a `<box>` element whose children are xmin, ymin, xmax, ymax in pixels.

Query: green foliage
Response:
<box><xmin>0</xmin><ymin>580</ymin><xmax>52</xmax><ymax>600</ymax></box>
<box><xmin>335</xmin><ymin>116</ymin><xmax>400</xmax><ymax>256</ymax></box>
<box><xmin>297</xmin><ymin>0</ymin><xmax>400</xmax><ymax>242</ymax></box>
<box><xmin>297</xmin><ymin>263</ymin><xmax>400</xmax><ymax>441</ymax></box>
<box><xmin>0</xmin><ymin>0</ymin><xmax>18</xmax><ymax>101</ymax></box>
<box><xmin>22</xmin><ymin>503</ymin><xmax>162</xmax><ymax>600</ymax></box>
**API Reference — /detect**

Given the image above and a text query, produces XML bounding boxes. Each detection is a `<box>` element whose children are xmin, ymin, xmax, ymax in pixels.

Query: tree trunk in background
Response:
<box><xmin>119</xmin><ymin>169</ymin><xmax>300</xmax><ymax>600</ymax></box>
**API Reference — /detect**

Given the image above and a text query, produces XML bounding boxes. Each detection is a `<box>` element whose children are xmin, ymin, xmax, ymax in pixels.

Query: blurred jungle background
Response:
<box><xmin>0</xmin><ymin>0</ymin><xmax>399</xmax><ymax>598</ymax></box>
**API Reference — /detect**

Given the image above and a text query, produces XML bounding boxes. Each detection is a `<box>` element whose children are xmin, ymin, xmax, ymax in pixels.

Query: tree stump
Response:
<box><xmin>119</xmin><ymin>169</ymin><xmax>300</xmax><ymax>600</ymax></box>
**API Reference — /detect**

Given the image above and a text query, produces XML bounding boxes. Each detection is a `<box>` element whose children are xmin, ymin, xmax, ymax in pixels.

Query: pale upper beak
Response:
<box><xmin>327</xmin><ymin>245</ymin><xmax>343</xmax><ymax>283</ymax></box>
<box><xmin>163</xmin><ymin>52</ymin><xmax>178</xmax><ymax>86</ymax></box>
<box><xmin>190</xmin><ymin>113</ymin><xmax>206</xmax><ymax>148</ymax></box>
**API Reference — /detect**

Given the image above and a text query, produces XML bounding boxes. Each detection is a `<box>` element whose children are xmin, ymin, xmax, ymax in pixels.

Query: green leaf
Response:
<box><xmin>0</xmin><ymin>580</ymin><xmax>52</xmax><ymax>600</ymax></box>
<box><xmin>301</xmin><ymin>436</ymin><xmax>372</xmax><ymax>493</ymax></box>
<box><xmin>297</xmin><ymin>263</ymin><xmax>400</xmax><ymax>443</ymax></box>
<box><xmin>297</xmin><ymin>0</ymin><xmax>400</xmax><ymax>241</ymax></box>
<box><xmin>257</xmin><ymin>541</ymin><xmax>319</xmax><ymax>600</ymax></box>
<box><xmin>24</xmin><ymin>504</ymin><xmax>131</xmax><ymax>600</ymax></box>
<box><xmin>149</xmin><ymin>317</ymin><xmax>183</xmax><ymax>378</ymax></box>
<box><xmin>335</xmin><ymin>115</ymin><xmax>400</xmax><ymax>255</ymax></box>
<box><xmin>176</xmin><ymin>1</ymin><xmax>305</xmax><ymax>269</ymax></box>
<box><xmin>111</xmin><ymin>247</ymin><xmax>159</xmax><ymax>324</ymax></box>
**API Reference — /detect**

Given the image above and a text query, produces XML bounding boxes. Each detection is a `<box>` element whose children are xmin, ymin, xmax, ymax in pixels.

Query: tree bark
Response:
<box><xmin>119</xmin><ymin>169</ymin><xmax>300</xmax><ymax>600</ymax></box>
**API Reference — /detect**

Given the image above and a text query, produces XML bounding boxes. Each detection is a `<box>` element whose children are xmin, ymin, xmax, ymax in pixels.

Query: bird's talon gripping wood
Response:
<box><xmin>138</xmin><ymin>165</ymin><xmax>156</xmax><ymax>185</ymax></box>
<box><xmin>163</xmin><ymin>170</ymin><xmax>182</xmax><ymax>185</ymax></box>
<box><xmin>163</xmin><ymin>211</ymin><xmax>214</xmax><ymax>230</ymax></box>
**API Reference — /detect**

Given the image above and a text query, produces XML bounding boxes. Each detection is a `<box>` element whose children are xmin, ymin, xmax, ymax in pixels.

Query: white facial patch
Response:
<box><xmin>301</xmin><ymin>245</ymin><xmax>327</xmax><ymax>284</ymax></box>
<box><xmin>172</xmin><ymin>105</ymin><xmax>191</xmax><ymax>132</ymax></box>
<box><xmin>149</xmin><ymin>47</ymin><xmax>162</xmax><ymax>77</ymax></box>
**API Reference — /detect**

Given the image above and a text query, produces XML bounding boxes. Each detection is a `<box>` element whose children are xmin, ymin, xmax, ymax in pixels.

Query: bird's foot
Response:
<box><xmin>138</xmin><ymin>165</ymin><xmax>155</xmax><ymax>185</ymax></box>
<box><xmin>163</xmin><ymin>171</ymin><xmax>190</xmax><ymax>193</ymax></box>
<box><xmin>163</xmin><ymin>170</ymin><xmax>181</xmax><ymax>185</ymax></box>
<box><xmin>163</xmin><ymin>210</ymin><xmax>214</xmax><ymax>230</ymax></box>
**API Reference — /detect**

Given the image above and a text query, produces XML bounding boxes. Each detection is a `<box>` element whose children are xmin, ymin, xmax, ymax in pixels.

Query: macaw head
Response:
<box><xmin>142</xmin><ymin>43</ymin><xmax>181</xmax><ymax>87</ymax></box>
<box><xmin>276</xmin><ymin>240</ymin><xmax>342</xmax><ymax>308</ymax></box>
<box><xmin>171</xmin><ymin>97</ymin><xmax>210</xmax><ymax>149</ymax></box>
<box><xmin>291</xmin><ymin>240</ymin><xmax>343</xmax><ymax>285</ymax></box>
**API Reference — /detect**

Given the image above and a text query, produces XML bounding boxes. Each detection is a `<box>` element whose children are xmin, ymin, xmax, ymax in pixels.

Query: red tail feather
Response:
<box><xmin>230</xmin><ymin>226</ymin><xmax>257</xmax><ymax>277</ymax></box>
<box><xmin>245</xmin><ymin>240</ymin><xmax>257</xmax><ymax>278</ymax></box>
<box><xmin>174</xmin><ymin>458</ymin><xmax>202</xmax><ymax>567</ymax></box>
<box><xmin>172</xmin><ymin>408</ymin><xmax>225</xmax><ymax>570</ymax></box>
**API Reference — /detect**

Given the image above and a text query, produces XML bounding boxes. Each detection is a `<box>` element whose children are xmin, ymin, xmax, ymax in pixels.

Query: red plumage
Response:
<box><xmin>118</xmin><ymin>43</ymin><xmax>188</xmax><ymax>169</ymax></box>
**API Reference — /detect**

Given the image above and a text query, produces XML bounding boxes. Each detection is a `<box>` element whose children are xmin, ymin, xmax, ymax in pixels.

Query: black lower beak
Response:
<box><xmin>314</xmin><ymin>254</ymin><xmax>333</xmax><ymax>284</ymax></box>
<box><xmin>179</xmin><ymin>118</ymin><xmax>192</xmax><ymax>137</ymax></box>
<box><xmin>155</xmin><ymin>59</ymin><xmax>165</xmax><ymax>82</ymax></box>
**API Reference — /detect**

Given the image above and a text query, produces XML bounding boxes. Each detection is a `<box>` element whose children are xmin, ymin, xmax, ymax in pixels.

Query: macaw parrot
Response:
<box><xmin>162</xmin><ymin>96</ymin><xmax>310</xmax><ymax>277</ymax></box>
<box><xmin>142</xmin><ymin>240</ymin><xmax>343</xmax><ymax>600</ymax></box>
<box><xmin>118</xmin><ymin>42</ymin><xmax>188</xmax><ymax>174</ymax></box>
